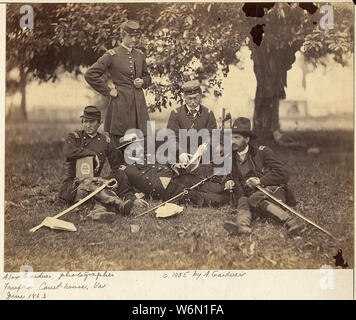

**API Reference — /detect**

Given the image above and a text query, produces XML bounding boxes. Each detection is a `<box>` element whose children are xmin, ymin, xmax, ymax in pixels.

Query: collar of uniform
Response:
<box><xmin>84</xmin><ymin>132</ymin><xmax>98</xmax><ymax>139</ymax></box>
<box><xmin>185</xmin><ymin>105</ymin><xmax>201</xmax><ymax>117</ymax></box>
<box><xmin>121</xmin><ymin>43</ymin><xmax>133</xmax><ymax>53</ymax></box>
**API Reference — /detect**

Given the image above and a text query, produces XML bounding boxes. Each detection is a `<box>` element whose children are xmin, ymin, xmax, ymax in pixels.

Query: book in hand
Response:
<box><xmin>76</xmin><ymin>156</ymin><xmax>94</xmax><ymax>178</ymax></box>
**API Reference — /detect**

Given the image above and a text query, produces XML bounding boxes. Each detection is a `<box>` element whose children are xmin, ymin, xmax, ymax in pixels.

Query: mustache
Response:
<box><xmin>187</xmin><ymin>100</ymin><xmax>199</xmax><ymax>107</ymax></box>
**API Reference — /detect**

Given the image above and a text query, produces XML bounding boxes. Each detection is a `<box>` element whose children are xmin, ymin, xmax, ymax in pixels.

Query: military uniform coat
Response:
<box><xmin>167</xmin><ymin>105</ymin><xmax>217</xmax><ymax>133</ymax></box>
<box><xmin>167</xmin><ymin>105</ymin><xmax>217</xmax><ymax>156</ymax></box>
<box><xmin>124</xmin><ymin>163</ymin><xmax>173</xmax><ymax>200</ymax></box>
<box><xmin>58</xmin><ymin>130</ymin><xmax>121</xmax><ymax>203</ymax></box>
<box><xmin>84</xmin><ymin>45</ymin><xmax>152</xmax><ymax>136</ymax></box>
<box><xmin>124</xmin><ymin>162</ymin><xmax>229</xmax><ymax>205</ymax></box>
<box><xmin>227</xmin><ymin>144</ymin><xmax>296</xmax><ymax>206</ymax></box>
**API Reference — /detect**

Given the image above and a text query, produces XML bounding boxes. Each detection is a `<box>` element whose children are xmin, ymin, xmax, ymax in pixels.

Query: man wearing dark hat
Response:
<box><xmin>167</xmin><ymin>80</ymin><xmax>217</xmax><ymax>163</ymax></box>
<box><xmin>223</xmin><ymin>117</ymin><xmax>303</xmax><ymax>236</ymax></box>
<box><xmin>84</xmin><ymin>20</ymin><xmax>152</xmax><ymax>149</ymax></box>
<box><xmin>58</xmin><ymin>106</ymin><xmax>138</xmax><ymax>222</ymax></box>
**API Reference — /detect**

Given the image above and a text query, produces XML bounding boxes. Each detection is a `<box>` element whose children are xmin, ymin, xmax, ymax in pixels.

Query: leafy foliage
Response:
<box><xmin>136</xmin><ymin>3</ymin><xmax>247</xmax><ymax>110</ymax></box>
<box><xmin>6</xmin><ymin>3</ymin><xmax>353</xmax><ymax>120</ymax></box>
<box><xmin>6</xmin><ymin>3</ymin><xmax>128</xmax><ymax>81</ymax></box>
<box><xmin>302</xmin><ymin>4</ymin><xmax>353</xmax><ymax>67</ymax></box>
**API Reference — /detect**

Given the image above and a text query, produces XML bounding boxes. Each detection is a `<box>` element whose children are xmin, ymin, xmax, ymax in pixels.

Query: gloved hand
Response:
<box><xmin>134</xmin><ymin>78</ymin><xmax>144</xmax><ymax>89</ymax></box>
<box><xmin>224</xmin><ymin>180</ymin><xmax>235</xmax><ymax>190</ymax></box>
<box><xmin>110</xmin><ymin>88</ymin><xmax>118</xmax><ymax>97</ymax></box>
<box><xmin>134</xmin><ymin>198</ymin><xmax>149</xmax><ymax>208</ymax></box>
<box><xmin>94</xmin><ymin>154</ymin><xmax>100</xmax><ymax>173</ymax></box>
<box><xmin>245</xmin><ymin>177</ymin><xmax>261</xmax><ymax>189</ymax></box>
<box><xmin>171</xmin><ymin>163</ymin><xmax>187</xmax><ymax>176</ymax></box>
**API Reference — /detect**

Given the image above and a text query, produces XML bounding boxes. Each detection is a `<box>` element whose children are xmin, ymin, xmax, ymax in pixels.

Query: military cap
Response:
<box><xmin>80</xmin><ymin>106</ymin><xmax>101</xmax><ymax>121</ymax></box>
<box><xmin>181</xmin><ymin>80</ymin><xmax>202</xmax><ymax>96</ymax></box>
<box><xmin>231</xmin><ymin>117</ymin><xmax>256</xmax><ymax>138</ymax></box>
<box><xmin>120</xmin><ymin>20</ymin><xmax>141</xmax><ymax>35</ymax></box>
<box><xmin>116</xmin><ymin>132</ymin><xmax>144</xmax><ymax>149</ymax></box>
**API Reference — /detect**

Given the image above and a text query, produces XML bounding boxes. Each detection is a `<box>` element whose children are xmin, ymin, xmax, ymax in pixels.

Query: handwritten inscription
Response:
<box><xmin>2</xmin><ymin>269</ymin><xmax>246</xmax><ymax>299</ymax></box>
<box><xmin>2</xmin><ymin>271</ymin><xmax>114</xmax><ymax>300</ymax></box>
<box><xmin>162</xmin><ymin>270</ymin><xmax>247</xmax><ymax>280</ymax></box>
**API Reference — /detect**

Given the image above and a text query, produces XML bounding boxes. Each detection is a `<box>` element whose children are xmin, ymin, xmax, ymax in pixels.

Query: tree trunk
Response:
<box><xmin>19</xmin><ymin>65</ymin><xmax>27</xmax><ymax>121</ymax></box>
<box><xmin>253</xmin><ymin>96</ymin><xmax>280</xmax><ymax>140</ymax></box>
<box><xmin>249</xmin><ymin>40</ymin><xmax>297</xmax><ymax>140</ymax></box>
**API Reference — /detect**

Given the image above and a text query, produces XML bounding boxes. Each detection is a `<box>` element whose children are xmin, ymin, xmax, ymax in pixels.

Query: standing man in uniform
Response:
<box><xmin>167</xmin><ymin>80</ymin><xmax>217</xmax><ymax>163</ymax></box>
<box><xmin>84</xmin><ymin>20</ymin><xmax>152</xmax><ymax>149</ymax></box>
<box><xmin>58</xmin><ymin>106</ymin><xmax>142</xmax><ymax>222</ymax></box>
<box><xmin>223</xmin><ymin>117</ymin><xmax>303</xmax><ymax>235</ymax></box>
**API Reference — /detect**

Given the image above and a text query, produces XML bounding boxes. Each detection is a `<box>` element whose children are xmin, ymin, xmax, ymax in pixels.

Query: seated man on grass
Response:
<box><xmin>58</xmin><ymin>106</ymin><xmax>147</xmax><ymax>223</ymax></box>
<box><xmin>223</xmin><ymin>117</ymin><xmax>304</xmax><ymax>236</ymax></box>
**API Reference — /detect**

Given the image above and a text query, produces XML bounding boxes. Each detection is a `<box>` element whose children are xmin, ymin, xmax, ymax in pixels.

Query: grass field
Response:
<box><xmin>3</xmin><ymin>121</ymin><xmax>354</xmax><ymax>271</ymax></box>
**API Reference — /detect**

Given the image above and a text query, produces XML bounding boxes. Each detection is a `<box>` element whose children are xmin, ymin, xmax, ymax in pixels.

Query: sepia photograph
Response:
<box><xmin>2</xmin><ymin>0</ymin><xmax>354</xmax><ymax>282</ymax></box>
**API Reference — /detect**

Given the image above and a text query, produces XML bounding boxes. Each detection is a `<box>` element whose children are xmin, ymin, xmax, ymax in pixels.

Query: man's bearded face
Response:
<box><xmin>184</xmin><ymin>93</ymin><xmax>201</xmax><ymax>109</ymax></box>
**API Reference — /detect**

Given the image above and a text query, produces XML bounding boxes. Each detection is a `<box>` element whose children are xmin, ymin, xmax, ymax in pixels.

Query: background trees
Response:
<box><xmin>6</xmin><ymin>2</ymin><xmax>353</xmax><ymax>140</ymax></box>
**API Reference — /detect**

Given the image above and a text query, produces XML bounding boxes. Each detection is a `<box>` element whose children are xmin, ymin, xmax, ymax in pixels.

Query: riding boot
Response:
<box><xmin>261</xmin><ymin>200</ymin><xmax>303</xmax><ymax>234</ymax></box>
<box><xmin>86</xmin><ymin>201</ymin><xmax>116</xmax><ymax>223</ymax></box>
<box><xmin>224</xmin><ymin>197</ymin><xmax>252</xmax><ymax>235</ymax></box>
<box><xmin>95</xmin><ymin>189</ymin><xmax>134</xmax><ymax>216</ymax></box>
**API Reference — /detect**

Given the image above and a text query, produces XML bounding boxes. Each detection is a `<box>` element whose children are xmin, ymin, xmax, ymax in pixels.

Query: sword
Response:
<box><xmin>134</xmin><ymin>174</ymin><xmax>215</xmax><ymax>218</ymax></box>
<box><xmin>256</xmin><ymin>185</ymin><xmax>338</xmax><ymax>241</ymax></box>
<box><xmin>29</xmin><ymin>178</ymin><xmax>117</xmax><ymax>233</ymax></box>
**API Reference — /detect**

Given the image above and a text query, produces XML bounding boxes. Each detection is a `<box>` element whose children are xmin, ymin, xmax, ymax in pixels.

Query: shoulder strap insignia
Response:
<box><xmin>259</xmin><ymin>145</ymin><xmax>266</xmax><ymax>151</ymax></box>
<box><xmin>71</xmin><ymin>131</ymin><xmax>80</xmax><ymax>139</ymax></box>
<box><xmin>107</xmin><ymin>49</ymin><xmax>116</xmax><ymax>56</ymax></box>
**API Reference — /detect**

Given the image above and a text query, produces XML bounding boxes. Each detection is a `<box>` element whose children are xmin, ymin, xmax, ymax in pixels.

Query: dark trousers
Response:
<box><xmin>234</xmin><ymin>186</ymin><xmax>288</xmax><ymax>228</ymax></box>
<box><xmin>248</xmin><ymin>186</ymin><xmax>286</xmax><ymax>212</ymax></box>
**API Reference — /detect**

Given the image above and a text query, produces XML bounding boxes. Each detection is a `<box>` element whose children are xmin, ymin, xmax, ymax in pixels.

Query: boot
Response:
<box><xmin>262</xmin><ymin>201</ymin><xmax>303</xmax><ymax>234</ymax></box>
<box><xmin>223</xmin><ymin>219</ymin><xmax>240</xmax><ymax>236</ymax></box>
<box><xmin>86</xmin><ymin>201</ymin><xmax>116</xmax><ymax>223</ymax></box>
<box><xmin>107</xmin><ymin>198</ymin><xmax>134</xmax><ymax>216</ymax></box>
<box><xmin>121</xmin><ymin>199</ymin><xmax>134</xmax><ymax>216</ymax></box>
<box><xmin>285</xmin><ymin>216</ymin><xmax>304</xmax><ymax>235</ymax></box>
<box><xmin>95</xmin><ymin>189</ymin><xmax>133</xmax><ymax>216</ymax></box>
<box><xmin>223</xmin><ymin>209</ymin><xmax>252</xmax><ymax>235</ymax></box>
<box><xmin>236</xmin><ymin>209</ymin><xmax>252</xmax><ymax>234</ymax></box>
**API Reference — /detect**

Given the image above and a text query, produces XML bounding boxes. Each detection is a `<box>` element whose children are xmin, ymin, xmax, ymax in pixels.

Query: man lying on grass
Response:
<box><xmin>58</xmin><ymin>106</ymin><xmax>148</xmax><ymax>223</ymax></box>
<box><xmin>114</xmin><ymin>133</ymin><xmax>230</xmax><ymax>207</ymax></box>
<box><xmin>223</xmin><ymin>117</ymin><xmax>304</xmax><ymax>236</ymax></box>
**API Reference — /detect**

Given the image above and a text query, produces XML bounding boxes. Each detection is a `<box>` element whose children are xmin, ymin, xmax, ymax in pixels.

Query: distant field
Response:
<box><xmin>21</xmin><ymin>108</ymin><xmax>353</xmax><ymax>131</ymax></box>
<box><xmin>3</xmin><ymin>121</ymin><xmax>354</xmax><ymax>271</ymax></box>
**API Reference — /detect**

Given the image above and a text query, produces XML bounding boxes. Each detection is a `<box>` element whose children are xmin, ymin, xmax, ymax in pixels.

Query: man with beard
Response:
<box><xmin>167</xmin><ymin>80</ymin><xmax>217</xmax><ymax>164</ymax></box>
<box><xmin>223</xmin><ymin>117</ymin><xmax>303</xmax><ymax>236</ymax></box>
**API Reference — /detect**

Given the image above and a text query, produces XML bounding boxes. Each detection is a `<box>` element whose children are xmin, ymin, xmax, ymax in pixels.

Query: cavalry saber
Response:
<box><xmin>256</xmin><ymin>185</ymin><xmax>338</xmax><ymax>240</ymax></box>
<box><xmin>29</xmin><ymin>178</ymin><xmax>117</xmax><ymax>233</ymax></box>
<box><xmin>135</xmin><ymin>174</ymin><xmax>216</xmax><ymax>218</ymax></box>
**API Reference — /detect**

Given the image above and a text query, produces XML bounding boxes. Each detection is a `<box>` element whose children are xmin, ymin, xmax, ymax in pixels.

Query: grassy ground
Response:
<box><xmin>3</xmin><ymin>121</ymin><xmax>354</xmax><ymax>271</ymax></box>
